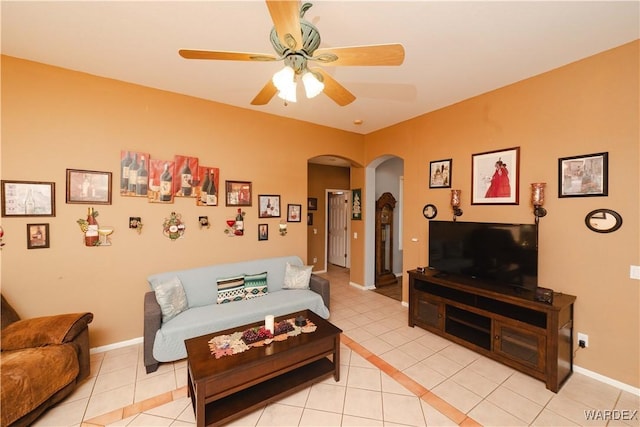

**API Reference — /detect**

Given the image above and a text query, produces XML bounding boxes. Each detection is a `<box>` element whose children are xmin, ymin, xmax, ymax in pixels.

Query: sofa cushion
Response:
<box><xmin>283</xmin><ymin>262</ymin><xmax>313</xmax><ymax>290</ymax></box>
<box><xmin>0</xmin><ymin>345</ymin><xmax>79</xmax><ymax>426</ymax></box>
<box><xmin>151</xmin><ymin>277</ymin><xmax>188</xmax><ymax>323</ymax></box>
<box><xmin>216</xmin><ymin>275</ymin><xmax>245</xmax><ymax>304</ymax></box>
<box><xmin>152</xmin><ymin>288</ymin><xmax>330</xmax><ymax>362</ymax></box>
<box><xmin>1</xmin><ymin>312</ymin><xmax>94</xmax><ymax>351</ymax></box>
<box><xmin>244</xmin><ymin>272</ymin><xmax>268</xmax><ymax>299</ymax></box>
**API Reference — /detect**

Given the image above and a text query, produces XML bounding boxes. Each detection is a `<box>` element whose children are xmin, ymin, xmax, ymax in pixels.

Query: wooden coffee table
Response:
<box><xmin>184</xmin><ymin>309</ymin><xmax>342</xmax><ymax>427</ymax></box>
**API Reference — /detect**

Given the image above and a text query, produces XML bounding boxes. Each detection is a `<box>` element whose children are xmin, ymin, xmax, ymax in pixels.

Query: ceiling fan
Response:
<box><xmin>178</xmin><ymin>1</ymin><xmax>405</xmax><ymax>106</ymax></box>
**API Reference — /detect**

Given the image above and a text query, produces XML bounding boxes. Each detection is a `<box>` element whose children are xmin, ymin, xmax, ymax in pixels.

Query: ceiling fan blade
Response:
<box><xmin>266</xmin><ymin>0</ymin><xmax>302</xmax><ymax>51</ymax></box>
<box><xmin>312</xmin><ymin>68</ymin><xmax>356</xmax><ymax>107</ymax></box>
<box><xmin>313</xmin><ymin>44</ymin><xmax>405</xmax><ymax>66</ymax></box>
<box><xmin>251</xmin><ymin>80</ymin><xmax>278</xmax><ymax>105</ymax></box>
<box><xmin>179</xmin><ymin>49</ymin><xmax>276</xmax><ymax>62</ymax></box>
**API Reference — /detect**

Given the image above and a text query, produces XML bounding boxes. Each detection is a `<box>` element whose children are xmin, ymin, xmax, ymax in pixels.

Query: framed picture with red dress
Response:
<box><xmin>472</xmin><ymin>147</ymin><xmax>520</xmax><ymax>205</ymax></box>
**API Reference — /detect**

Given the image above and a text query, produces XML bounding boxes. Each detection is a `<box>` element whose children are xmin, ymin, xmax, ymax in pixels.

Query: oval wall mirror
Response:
<box><xmin>584</xmin><ymin>209</ymin><xmax>622</xmax><ymax>233</ymax></box>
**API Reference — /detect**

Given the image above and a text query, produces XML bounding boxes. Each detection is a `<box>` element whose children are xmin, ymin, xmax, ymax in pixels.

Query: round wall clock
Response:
<box><xmin>422</xmin><ymin>204</ymin><xmax>437</xmax><ymax>219</ymax></box>
<box><xmin>584</xmin><ymin>209</ymin><xmax>622</xmax><ymax>233</ymax></box>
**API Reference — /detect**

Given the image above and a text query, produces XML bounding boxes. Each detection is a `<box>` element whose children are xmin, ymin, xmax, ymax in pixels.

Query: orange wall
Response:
<box><xmin>365</xmin><ymin>41</ymin><xmax>639</xmax><ymax>387</ymax></box>
<box><xmin>1</xmin><ymin>40</ymin><xmax>638</xmax><ymax>388</ymax></box>
<box><xmin>0</xmin><ymin>56</ymin><xmax>364</xmax><ymax>348</ymax></box>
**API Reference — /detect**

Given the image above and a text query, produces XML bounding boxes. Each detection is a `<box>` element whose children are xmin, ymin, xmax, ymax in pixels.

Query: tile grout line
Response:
<box><xmin>342</xmin><ymin>332</ymin><xmax>481</xmax><ymax>426</ymax></box>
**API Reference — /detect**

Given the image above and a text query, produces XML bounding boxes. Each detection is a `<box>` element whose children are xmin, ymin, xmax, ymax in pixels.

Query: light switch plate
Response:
<box><xmin>630</xmin><ymin>265</ymin><xmax>640</xmax><ymax>280</ymax></box>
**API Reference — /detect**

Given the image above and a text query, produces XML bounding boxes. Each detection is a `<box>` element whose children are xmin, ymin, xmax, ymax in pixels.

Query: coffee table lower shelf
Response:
<box><xmin>189</xmin><ymin>357</ymin><xmax>334</xmax><ymax>427</ymax></box>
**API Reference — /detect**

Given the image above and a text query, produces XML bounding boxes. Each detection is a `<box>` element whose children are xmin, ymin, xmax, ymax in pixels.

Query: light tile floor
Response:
<box><xmin>33</xmin><ymin>265</ymin><xmax>639</xmax><ymax>427</ymax></box>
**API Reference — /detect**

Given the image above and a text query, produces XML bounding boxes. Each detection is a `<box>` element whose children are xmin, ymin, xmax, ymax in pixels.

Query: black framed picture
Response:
<box><xmin>1</xmin><ymin>180</ymin><xmax>56</xmax><ymax>217</ymax></box>
<box><xmin>258</xmin><ymin>195</ymin><xmax>281</xmax><ymax>218</ymax></box>
<box><xmin>307</xmin><ymin>197</ymin><xmax>318</xmax><ymax>211</ymax></box>
<box><xmin>287</xmin><ymin>204</ymin><xmax>302</xmax><ymax>222</ymax></box>
<box><xmin>558</xmin><ymin>152</ymin><xmax>608</xmax><ymax>197</ymax></box>
<box><xmin>471</xmin><ymin>147</ymin><xmax>520</xmax><ymax>205</ymax></box>
<box><xmin>258</xmin><ymin>224</ymin><xmax>268</xmax><ymax>241</ymax></box>
<box><xmin>27</xmin><ymin>223</ymin><xmax>50</xmax><ymax>249</ymax></box>
<box><xmin>66</xmin><ymin>169</ymin><xmax>112</xmax><ymax>204</ymax></box>
<box><xmin>429</xmin><ymin>159</ymin><xmax>452</xmax><ymax>188</ymax></box>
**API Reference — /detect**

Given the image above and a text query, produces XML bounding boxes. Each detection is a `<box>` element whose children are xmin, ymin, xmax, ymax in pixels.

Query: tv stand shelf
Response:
<box><xmin>408</xmin><ymin>269</ymin><xmax>576</xmax><ymax>392</ymax></box>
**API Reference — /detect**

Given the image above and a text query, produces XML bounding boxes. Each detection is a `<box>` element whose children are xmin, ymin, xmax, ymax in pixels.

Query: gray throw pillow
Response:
<box><xmin>283</xmin><ymin>262</ymin><xmax>313</xmax><ymax>290</ymax></box>
<box><xmin>152</xmin><ymin>276</ymin><xmax>188</xmax><ymax>323</ymax></box>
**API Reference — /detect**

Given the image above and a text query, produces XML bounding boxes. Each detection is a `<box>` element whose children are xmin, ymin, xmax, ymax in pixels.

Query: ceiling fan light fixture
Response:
<box><xmin>302</xmin><ymin>71</ymin><xmax>324</xmax><ymax>98</ymax></box>
<box><xmin>272</xmin><ymin>65</ymin><xmax>295</xmax><ymax>92</ymax></box>
<box><xmin>276</xmin><ymin>81</ymin><xmax>297</xmax><ymax>103</ymax></box>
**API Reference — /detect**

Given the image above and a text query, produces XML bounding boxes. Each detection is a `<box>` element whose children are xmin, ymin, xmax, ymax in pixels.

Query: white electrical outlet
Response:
<box><xmin>313</xmin><ymin>257</ymin><xmax>317</xmax><ymax>264</ymax></box>
<box><xmin>577</xmin><ymin>332</ymin><xmax>589</xmax><ymax>348</ymax></box>
<box><xmin>630</xmin><ymin>265</ymin><xmax>640</xmax><ymax>280</ymax></box>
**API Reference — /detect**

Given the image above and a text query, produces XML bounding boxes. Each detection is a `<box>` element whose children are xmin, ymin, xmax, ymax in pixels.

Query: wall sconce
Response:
<box><xmin>451</xmin><ymin>190</ymin><xmax>463</xmax><ymax>221</ymax></box>
<box><xmin>279</xmin><ymin>220</ymin><xmax>288</xmax><ymax>236</ymax></box>
<box><xmin>531</xmin><ymin>182</ymin><xmax>547</xmax><ymax>224</ymax></box>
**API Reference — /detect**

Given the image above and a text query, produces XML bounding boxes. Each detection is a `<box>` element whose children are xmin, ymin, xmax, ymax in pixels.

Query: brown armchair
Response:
<box><xmin>0</xmin><ymin>294</ymin><xmax>93</xmax><ymax>427</ymax></box>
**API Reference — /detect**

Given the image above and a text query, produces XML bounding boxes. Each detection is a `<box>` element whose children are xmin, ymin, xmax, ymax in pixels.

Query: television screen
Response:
<box><xmin>428</xmin><ymin>221</ymin><xmax>538</xmax><ymax>291</ymax></box>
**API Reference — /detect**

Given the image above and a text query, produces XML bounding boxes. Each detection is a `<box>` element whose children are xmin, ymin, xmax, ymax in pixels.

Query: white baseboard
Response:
<box><xmin>349</xmin><ymin>281</ymin><xmax>375</xmax><ymax>290</ymax></box>
<box><xmin>574</xmin><ymin>364</ymin><xmax>640</xmax><ymax>396</ymax></box>
<box><xmin>90</xmin><ymin>336</ymin><xmax>143</xmax><ymax>354</ymax></box>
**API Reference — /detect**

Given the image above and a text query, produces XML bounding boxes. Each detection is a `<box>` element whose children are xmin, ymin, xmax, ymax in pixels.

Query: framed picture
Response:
<box><xmin>307</xmin><ymin>213</ymin><xmax>313</xmax><ymax>226</ymax></box>
<box><xmin>307</xmin><ymin>197</ymin><xmax>318</xmax><ymax>211</ymax></box>
<box><xmin>26</xmin><ymin>223</ymin><xmax>49</xmax><ymax>249</ymax></box>
<box><xmin>196</xmin><ymin>166</ymin><xmax>220</xmax><ymax>206</ymax></box>
<box><xmin>225</xmin><ymin>181</ymin><xmax>252</xmax><ymax>206</ymax></box>
<box><xmin>558</xmin><ymin>152</ymin><xmax>608</xmax><ymax>197</ymax></box>
<box><xmin>1</xmin><ymin>180</ymin><xmax>55</xmax><ymax>217</ymax></box>
<box><xmin>472</xmin><ymin>147</ymin><xmax>520</xmax><ymax>205</ymax></box>
<box><xmin>258</xmin><ymin>195</ymin><xmax>281</xmax><ymax>218</ymax></box>
<box><xmin>148</xmin><ymin>159</ymin><xmax>175</xmax><ymax>204</ymax></box>
<box><xmin>173</xmin><ymin>155</ymin><xmax>199</xmax><ymax>198</ymax></box>
<box><xmin>66</xmin><ymin>169</ymin><xmax>112</xmax><ymax>204</ymax></box>
<box><xmin>352</xmin><ymin>189</ymin><xmax>362</xmax><ymax>220</ymax></box>
<box><xmin>287</xmin><ymin>204</ymin><xmax>302</xmax><ymax>222</ymax></box>
<box><xmin>429</xmin><ymin>159</ymin><xmax>452</xmax><ymax>188</ymax></box>
<box><xmin>120</xmin><ymin>150</ymin><xmax>150</xmax><ymax>197</ymax></box>
<box><xmin>258</xmin><ymin>224</ymin><xmax>269</xmax><ymax>241</ymax></box>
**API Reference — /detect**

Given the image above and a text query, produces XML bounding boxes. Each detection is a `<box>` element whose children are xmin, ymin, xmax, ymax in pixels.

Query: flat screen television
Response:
<box><xmin>428</xmin><ymin>221</ymin><xmax>538</xmax><ymax>292</ymax></box>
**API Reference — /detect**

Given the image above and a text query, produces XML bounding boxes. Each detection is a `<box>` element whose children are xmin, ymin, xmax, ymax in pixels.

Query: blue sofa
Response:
<box><xmin>143</xmin><ymin>255</ymin><xmax>330</xmax><ymax>373</ymax></box>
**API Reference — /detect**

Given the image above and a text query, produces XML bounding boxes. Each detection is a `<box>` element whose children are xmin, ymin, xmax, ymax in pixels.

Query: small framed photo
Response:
<box><xmin>307</xmin><ymin>197</ymin><xmax>318</xmax><ymax>211</ymax></box>
<box><xmin>258</xmin><ymin>195</ymin><xmax>281</xmax><ymax>218</ymax></box>
<box><xmin>472</xmin><ymin>147</ymin><xmax>520</xmax><ymax>205</ymax></box>
<box><xmin>429</xmin><ymin>159</ymin><xmax>452</xmax><ymax>188</ymax></box>
<box><xmin>258</xmin><ymin>224</ymin><xmax>269</xmax><ymax>241</ymax></box>
<box><xmin>225</xmin><ymin>181</ymin><xmax>252</xmax><ymax>206</ymax></box>
<box><xmin>66</xmin><ymin>169</ymin><xmax>112</xmax><ymax>204</ymax></box>
<box><xmin>307</xmin><ymin>213</ymin><xmax>313</xmax><ymax>226</ymax></box>
<box><xmin>1</xmin><ymin>180</ymin><xmax>55</xmax><ymax>217</ymax></box>
<box><xmin>352</xmin><ymin>189</ymin><xmax>362</xmax><ymax>220</ymax></box>
<box><xmin>27</xmin><ymin>223</ymin><xmax>49</xmax><ymax>249</ymax></box>
<box><xmin>129</xmin><ymin>217</ymin><xmax>142</xmax><ymax>229</ymax></box>
<box><xmin>558</xmin><ymin>152</ymin><xmax>608</xmax><ymax>197</ymax></box>
<box><xmin>287</xmin><ymin>204</ymin><xmax>302</xmax><ymax>222</ymax></box>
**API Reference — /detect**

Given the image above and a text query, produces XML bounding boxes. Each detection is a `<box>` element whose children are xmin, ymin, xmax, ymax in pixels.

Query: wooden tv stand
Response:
<box><xmin>408</xmin><ymin>269</ymin><xmax>576</xmax><ymax>392</ymax></box>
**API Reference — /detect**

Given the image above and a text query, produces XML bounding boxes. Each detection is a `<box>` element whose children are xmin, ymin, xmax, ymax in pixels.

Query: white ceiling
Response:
<box><xmin>2</xmin><ymin>1</ymin><xmax>638</xmax><ymax>135</ymax></box>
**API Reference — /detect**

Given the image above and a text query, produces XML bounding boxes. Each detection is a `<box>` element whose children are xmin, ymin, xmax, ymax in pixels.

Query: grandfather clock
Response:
<box><xmin>375</xmin><ymin>192</ymin><xmax>398</xmax><ymax>287</ymax></box>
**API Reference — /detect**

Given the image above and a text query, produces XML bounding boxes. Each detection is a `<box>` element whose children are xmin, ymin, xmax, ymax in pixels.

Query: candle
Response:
<box><xmin>531</xmin><ymin>183</ymin><xmax>546</xmax><ymax>206</ymax></box>
<box><xmin>265</xmin><ymin>315</ymin><xmax>274</xmax><ymax>334</ymax></box>
<box><xmin>451</xmin><ymin>189</ymin><xmax>461</xmax><ymax>207</ymax></box>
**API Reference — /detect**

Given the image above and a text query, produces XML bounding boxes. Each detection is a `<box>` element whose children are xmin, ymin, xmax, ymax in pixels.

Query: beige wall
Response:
<box><xmin>0</xmin><ymin>56</ymin><xmax>364</xmax><ymax>348</ymax></box>
<box><xmin>1</xmin><ymin>40</ymin><xmax>638</xmax><ymax>388</ymax></box>
<box><xmin>365</xmin><ymin>41</ymin><xmax>639</xmax><ymax>387</ymax></box>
